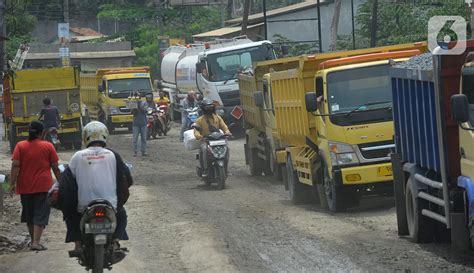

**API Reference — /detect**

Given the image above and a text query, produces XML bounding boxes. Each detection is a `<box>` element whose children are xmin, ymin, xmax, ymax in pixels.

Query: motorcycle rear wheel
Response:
<box><xmin>92</xmin><ymin>244</ymin><xmax>104</xmax><ymax>273</ymax></box>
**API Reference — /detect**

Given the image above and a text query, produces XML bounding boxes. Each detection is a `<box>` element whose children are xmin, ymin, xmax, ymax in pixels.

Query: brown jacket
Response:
<box><xmin>193</xmin><ymin>114</ymin><xmax>230</xmax><ymax>139</ymax></box>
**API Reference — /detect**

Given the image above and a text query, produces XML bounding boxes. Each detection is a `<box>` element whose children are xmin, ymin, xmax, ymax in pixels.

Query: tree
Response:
<box><xmin>355</xmin><ymin>0</ymin><xmax>470</xmax><ymax>48</ymax></box>
<box><xmin>329</xmin><ymin>0</ymin><xmax>341</xmax><ymax>51</ymax></box>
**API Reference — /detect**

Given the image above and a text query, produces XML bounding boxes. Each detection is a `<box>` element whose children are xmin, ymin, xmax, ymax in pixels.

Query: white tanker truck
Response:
<box><xmin>159</xmin><ymin>36</ymin><xmax>275</xmax><ymax>128</ymax></box>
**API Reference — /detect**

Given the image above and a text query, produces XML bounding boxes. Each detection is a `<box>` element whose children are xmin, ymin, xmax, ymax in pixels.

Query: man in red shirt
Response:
<box><xmin>10</xmin><ymin>121</ymin><xmax>61</xmax><ymax>251</ymax></box>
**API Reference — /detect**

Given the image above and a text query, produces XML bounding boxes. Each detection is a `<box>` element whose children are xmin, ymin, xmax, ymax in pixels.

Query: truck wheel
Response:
<box><xmin>316</xmin><ymin>183</ymin><xmax>329</xmax><ymax>209</ymax></box>
<box><xmin>405</xmin><ymin>177</ymin><xmax>434</xmax><ymax>243</ymax></box>
<box><xmin>286</xmin><ymin>155</ymin><xmax>312</xmax><ymax>204</ymax></box>
<box><xmin>323</xmin><ymin>167</ymin><xmax>345</xmax><ymax>212</ymax></box>
<box><xmin>248</xmin><ymin>148</ymin><xmax>262</xmax><ymax>176</ymax></box>
<box><xmin>273</xmin><ymin>161</ymin><xmax>283</xmax><ymax>181</ymax></box>
<box><xmin>262</xmin><ymin>141</ymin><xmax>273</xmax><ymax>176</ymax></box>
<box><xmin>9</xmin><ymin>125</ymin><xmax>17</xmax><ymax>153</ymax></box>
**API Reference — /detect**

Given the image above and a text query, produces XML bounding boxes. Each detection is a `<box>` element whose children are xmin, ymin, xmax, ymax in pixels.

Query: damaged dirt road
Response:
<box><xmin>1</xmin><ymin>125</ymin><xmax>474</xmax><ymax>272</ymax></box>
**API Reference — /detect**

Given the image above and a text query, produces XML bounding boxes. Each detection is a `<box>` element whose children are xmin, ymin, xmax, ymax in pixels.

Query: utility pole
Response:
<box><xmin>351</xmin><ymin>0</ymin><xmax>356</xmax><ymax>49</ymax></box>
<box><xmin>155</xmin><ymin>0</ymin><xmax>163</xmax><ymax>35</ymax></box>
<box><xmin>220</xmin><ymin>0</ymin><xmax>225</xmax><ymax>27</ymax></box>
<box><xmin>263</xmin><ymin>0</ymin><xmax>268</xmax><ymax>40</ymax></box>
<box><xmin>241</xmin><ymin>0</ymin><xmax>250</xmax><ymax>35</ymax></box>
<box><xmin>370</xmin><ymin>0</ymin><xmax>378</xmax><ymax>47</ymax></box>
<box><xmin>0</xmin><ymin>0</ymin><xmax>6</xmax><ymax>74</ymax></box>
<box><xmin>317</xmin><ymin>0</ymin><xmax>322</xmax><ymax>52</ymax></box>
<box><xmin>63</xmin><ymin>0</ymin><xmax>69</xmax><ymax>23</ymax></box>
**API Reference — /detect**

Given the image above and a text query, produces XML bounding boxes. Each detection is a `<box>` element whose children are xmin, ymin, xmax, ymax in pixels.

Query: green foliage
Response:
<box><xmin>97</xmin><ymin>3</ymin><xmax>221</xmax><ymax>77</ymax></box>
<box><xmin>272</xmin><ymin>34</ymin><xmax>319</xmax><ymax>56</ymax></box>
<box><xmin>5</xmin><ymin>0</ymin><xmax>38</xmax><ymax>60</ymax></box>
<box><xmin>354</xmin><ymin>0</ymin><xmax>470</xmax><ymax>48</ymax></box>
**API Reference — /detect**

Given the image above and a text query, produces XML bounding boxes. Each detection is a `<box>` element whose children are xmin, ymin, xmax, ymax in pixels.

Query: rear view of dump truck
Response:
<box><xmin>391</xmin><ymin>42</ymin><xmax>474</xmax><ymax>249</ymax></box>
<box><xmin>3</xmin><ymin>67</ymin><xmax>82</xmax><ymax>152</ymax></box>
<box><xmin>81</xmin><ymin>67</ymin><xmax>153</xmax><ymax>132</ymax></box>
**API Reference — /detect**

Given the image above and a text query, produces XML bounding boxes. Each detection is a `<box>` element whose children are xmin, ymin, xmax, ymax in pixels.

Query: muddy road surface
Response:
<box><xmin>1</xmin><ymin>124</ymin><xmax>474</xmax><ymax>272</ymax></box>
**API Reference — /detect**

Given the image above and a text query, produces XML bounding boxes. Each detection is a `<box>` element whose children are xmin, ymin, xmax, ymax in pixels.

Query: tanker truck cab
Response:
<box><xmin>99</xmin><ymin>71</ymin><xmax>153</xmax><ymax>129</ymax></box>
<box><xmin>196</xmin><ymin>41</ymin><xmax>275</xmax><ymax>127</ymax></box>
<box><xmin>306</xmin><ymin>60</ymin><xmax>400</xmax><ymax>209</ymax></box>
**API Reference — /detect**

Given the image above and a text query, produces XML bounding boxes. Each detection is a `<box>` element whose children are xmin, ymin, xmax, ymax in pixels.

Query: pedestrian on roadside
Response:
<box><xmin>179</xmin><ymin>90</ymin><xmax>198</xmax><ymax>142</ymax></box>
<box><xmin>9</xmin><ymin>120</ymin><xmax>61</xmax><ymax>251</ymax></box>
<box><xmin>131</xmin><ymin>91</ymin><xmax>148</xmax><ymax>157</ymax></box>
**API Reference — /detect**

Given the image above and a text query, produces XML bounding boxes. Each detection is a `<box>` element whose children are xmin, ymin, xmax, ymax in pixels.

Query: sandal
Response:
<box><xmin>30</xmin><ymin>244</ymin><xmax>47</xmax><ymax>251</ymax></box>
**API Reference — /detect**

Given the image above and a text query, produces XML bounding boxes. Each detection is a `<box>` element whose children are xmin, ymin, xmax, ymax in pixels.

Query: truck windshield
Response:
<box><xmin>327</xmin><ymin>64</ymin><xmax>392</xmax><ymax>114</ymax></box>
<box><xmin>107</xmin><ymin>78</ymin><xmax>152</xmax><ymax>99</ymax></box>
<box><xmin>207</xmin><ymin>44</ymin><xmax>275</xmax><ymax>82</ymax></box>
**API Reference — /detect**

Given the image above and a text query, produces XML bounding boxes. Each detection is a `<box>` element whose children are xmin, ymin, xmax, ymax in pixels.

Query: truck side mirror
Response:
<box><xmin>451</xmin><ymin>94</ymin><xmax>470</xmax><ymax>124</ymax></box>
<box><xmin>254</xmin><ymin>91</ymin><xmax>264</xmax><ymax>108</ymax></box>
<box><xmin>196</xmin><ymin>62</ymin><xmax>204</xmax><ymax>74</ymax></box>
<box><xmin>305</xmin><ymin>92</ymin><xmax>317</xmax><ymax>112</ymax></box>
<box><xmin>98</xmin><ymin>84</ymin><xmax>104</xmax><ymax>93</ymax></box>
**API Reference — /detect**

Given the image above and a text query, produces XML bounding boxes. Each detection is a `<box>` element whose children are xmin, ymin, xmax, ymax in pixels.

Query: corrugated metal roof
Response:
<box><xmin>25</xmin><ymin>51</ymin><xmax>136</xmax><ymax>60</ymax></box>
<box><xmin>193</xmin><ymin>23</ymin><xmax>263</xmax><ymax>38</ymax></box>
<box><xmin>225</xmin><ymin>0</ymin><xmax>331</xmax><ymax>26</ymax></box>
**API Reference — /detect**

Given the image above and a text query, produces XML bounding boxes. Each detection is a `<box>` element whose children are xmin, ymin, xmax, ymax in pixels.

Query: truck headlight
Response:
<box><xmin>329</xmin><ymin>141</ymin><xmax>359</xmax><ymax>166</ymax></box>
<box><xmin>108</xmin><ymin>106</ymin><xmax>120</xmax><ymax>115</ymax></box>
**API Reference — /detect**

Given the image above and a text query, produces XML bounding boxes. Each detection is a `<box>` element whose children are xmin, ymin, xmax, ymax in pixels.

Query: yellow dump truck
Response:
<box><xmin>3</xmin><ymin>67</ymin><xmax>82</xmax><ymax>152</ymax></box>
<box><xmin>241</xmin><ymin>42</ymin><xmax>427</xmax><ymax>212</ymax></box>
<box><xmin>80</xmin><ymin>67</ymin><xmax>153</xmax><ymax>131</ymax></box>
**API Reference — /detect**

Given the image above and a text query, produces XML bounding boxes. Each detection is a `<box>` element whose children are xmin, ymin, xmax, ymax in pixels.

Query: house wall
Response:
<box><xmin>267</xmin><ymin>0</ymin><xmax>365</xmax><ymax>51</ymax></box>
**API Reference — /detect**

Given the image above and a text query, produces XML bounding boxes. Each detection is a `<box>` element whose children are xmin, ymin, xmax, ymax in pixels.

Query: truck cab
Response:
<box><xmin>195</xmin><ymin>41</ymin><xmax>275</xmax><ymax>127</ymax></box>
<box><xmin>81</xmin><ymin>67</ymin><xmax>153</xmax><ymax>131</ymax></box>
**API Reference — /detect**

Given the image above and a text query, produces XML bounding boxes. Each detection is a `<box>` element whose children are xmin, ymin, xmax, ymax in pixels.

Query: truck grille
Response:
<box><xmin>219</xmin><ymin>90</ymin><xmax>240</xmax><ymax>107</ymax></box>
<box><xmin>358</xmin><ymin>141</ymin><xmax>395</xmax><ymax>160</ymax></box>
<box><xmin>119</xmin><ymin>107</ymin><xmax>131</xmax><ymax>114</ymax></box>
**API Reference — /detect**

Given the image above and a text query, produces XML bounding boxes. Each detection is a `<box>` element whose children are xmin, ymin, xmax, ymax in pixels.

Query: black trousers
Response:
<box><xmin>64</xmin><ymin>206</ymin><xmax>128</xmax><ymax>243</ymax></box>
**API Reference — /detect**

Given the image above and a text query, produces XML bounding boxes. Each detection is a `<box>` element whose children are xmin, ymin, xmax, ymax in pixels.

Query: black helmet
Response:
<box><xmin>201</xmin><ymin>98</ymin><xmax>215</xmax><ymax>115</ymax></box>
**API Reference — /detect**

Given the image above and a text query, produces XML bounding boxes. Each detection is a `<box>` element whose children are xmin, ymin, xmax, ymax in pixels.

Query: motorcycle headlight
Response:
<box><xmin>216</xmin><ymin>109</ymin><xmax>225</xmax><ymax>116</ymax></box>
<box><xmin>329</xmin><ymin>142</ymin><xmax>359</xmax><ymax>166</ymax></box>
<box><xmin>108</xmin><ymin>106</ymin><xmax>120</xmax><ymax>115</ymax></box>
<box><xmin>211</xmin><ymin>146</ymin><xmax>227</xmax><ymax>159</ymax></box>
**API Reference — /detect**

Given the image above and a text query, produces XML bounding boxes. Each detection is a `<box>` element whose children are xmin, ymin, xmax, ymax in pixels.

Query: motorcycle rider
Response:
<box><xmin>193</xmin><ymin>99</ymin><xmax>232</xmax><ymax>176</ymax></box>
<box><xmin>39</xmin><ymin>97</ymin><xmax>60</xmax><ymax>141</ymax></box>
<box><xmin>155</xmin><ymin>91</ymin><xmax>170</xmax><ymax>106</ymax></box>
<box><xmin>64</xmin><ymin>121</ymin><xmax>132</xmax><ymax>259</ymax></box>
<box><xmin>179</xmin><ymin>90</ymin><xmax>198</xmax><ymax>142</ymax></box>
<box><xmin>145</xmin><ymin>92</ymin><xmax>157</xmax><ymax>110</ymax></box>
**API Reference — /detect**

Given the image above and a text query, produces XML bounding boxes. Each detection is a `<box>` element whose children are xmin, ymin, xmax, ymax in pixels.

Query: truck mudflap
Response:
<box><xmin>339</xmin><ymin>162</ymin><xmax>393</xmax><ymax>185</ymax></box>
<box><xmin>457</xmin><ymin>176</ymin><xmax>474</xmax><ymax>247</ymax></box>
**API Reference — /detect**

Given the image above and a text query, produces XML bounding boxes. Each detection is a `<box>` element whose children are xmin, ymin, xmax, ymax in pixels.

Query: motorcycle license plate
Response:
<box><xmin>209</xmin><ymin>140</ymin><xmax>226</xmax><ymax>146</ymax></box>
<box><xmin>85</xmin><ymin>222</ymin><xmax>114</xmax><ymax>234</ymax></box>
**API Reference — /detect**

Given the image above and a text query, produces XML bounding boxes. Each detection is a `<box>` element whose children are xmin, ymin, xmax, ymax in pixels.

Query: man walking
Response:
<box><xmin>131</xmin><ymin>91</ymin><xmax>148</xmax><ymax>157</ymax></box>
<box><xmin>10</xmin><ymin>121</ymin><xmax>61</xmax><ymax>251</ymax></box>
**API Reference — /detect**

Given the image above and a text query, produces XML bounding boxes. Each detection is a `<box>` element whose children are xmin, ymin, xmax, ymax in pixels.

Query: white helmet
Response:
<box><xmin>83</xmin><ymin>121</ymin><xmax>109</xmax><ymax>147</ymax></box>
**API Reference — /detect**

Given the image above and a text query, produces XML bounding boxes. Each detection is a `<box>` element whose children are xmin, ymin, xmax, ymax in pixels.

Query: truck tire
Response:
<box><xmin>263</xmin><ymin>143</ymin><xmax>273</xmax><ymax>176</ymax></box>
<box><xmin>316</xmin><ymin>183</ymin><xmax>329</xmax><ymax>209</ymax></box>
<box><xmin>323</xmin><ymin>166</ymin><xmax>345</xmax><ymax>212</ymax></box>
<box><xmin>248</xmin><ymin>148</ymin><xmax>262</xmax><ymax>176</ymax></box>
<box><xmin>286</xmin><ymin>154</ymin><xmax>312</xmax><ymax>204</ymax></box>
<box><xmin>405</xmin><ymin>177</ymin><xmax>434</xmax><ymax>243</ymax></box>
<box><xmin>9</xmin><ymin>125</ymin><xmax>17</xmax><ymax>153</ymax></box>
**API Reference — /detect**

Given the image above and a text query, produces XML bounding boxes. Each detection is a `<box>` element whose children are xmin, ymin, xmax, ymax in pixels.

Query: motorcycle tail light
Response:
<box><xmin>94</xmin><ymin>208</ymin><xmax>106</xmax><ymax>217</ymax></box>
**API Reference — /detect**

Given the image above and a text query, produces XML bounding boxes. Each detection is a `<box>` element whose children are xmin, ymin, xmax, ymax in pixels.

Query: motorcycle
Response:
<box><xmin>146</xmin><ymin>107</ymin><xmax>159</xmax><ymax>140</ymax></box>
<box><xmin>69</xmin><ymin>199</ymin><xmax>127</xmax><ymax>273</ymax></box>
<box><xmin>62</xmin><ymin>163</ymin><xmax>132</xmax><ymax>273</ymax></box>
<box><xmin>156</xmin><ymin>104</ymin><xmax>171</xmax><ymax>136</ymax></box>
<box><xmin>194</xmin><ymin>127</ymin><xmax>230</xmax><ymax>190</ymax></box>
<box><xmin>185</xmin><ymin>107</ymin><xmax>200</xmax><ymax>129</ymax></box>
<box><xmin>46</xmin><ymin>127</ymin><xmax>61</xmax><ymax>150</ymax></box>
